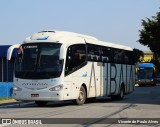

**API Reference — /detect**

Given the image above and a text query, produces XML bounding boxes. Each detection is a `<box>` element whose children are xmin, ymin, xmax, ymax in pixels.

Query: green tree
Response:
<box><xmin>133</xmin><ymin>48</ymin><xmax>144</xmax><ymax>63</ymax></box>
<box><xmin>138</xmin><ymin>10</ymin><xmax>160</xmax><ymax>60</ymax></box>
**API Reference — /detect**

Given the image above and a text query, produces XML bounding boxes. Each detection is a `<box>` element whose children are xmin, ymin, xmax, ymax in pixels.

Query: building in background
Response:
<box><xmin>140</xmin><ymin>51</ymin><xmax>153</xmax><ymax>62</ymax></box>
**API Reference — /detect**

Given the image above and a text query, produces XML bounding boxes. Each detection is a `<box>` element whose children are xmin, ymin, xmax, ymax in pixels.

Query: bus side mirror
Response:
<box><xmin>7</xmin><ymin>44</ymin><xmax>20</xmax><ymax>60</ymax></box>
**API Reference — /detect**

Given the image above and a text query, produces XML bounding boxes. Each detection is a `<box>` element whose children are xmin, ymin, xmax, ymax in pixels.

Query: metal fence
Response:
<box><xmin>0</xmin><ymin>45</ymin><xmax>17</xmax><ymax>98</ymax></box>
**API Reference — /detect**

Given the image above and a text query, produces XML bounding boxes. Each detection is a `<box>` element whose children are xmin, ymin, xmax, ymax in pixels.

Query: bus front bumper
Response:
<box><xmin>13</xmin><ymin>90</ymin><xmax>64</xmax><ymax>101</ymax></box>
<box><xmin>137</xmin><ymin>79</ymin><xmax>156</xmax><ymax>85</ymax></box>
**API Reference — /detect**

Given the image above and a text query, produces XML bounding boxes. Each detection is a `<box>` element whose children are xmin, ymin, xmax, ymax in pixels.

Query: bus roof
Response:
<box><xmin>24</xmin><ymin>30</ymin><xmax>133</xmax><ymax>51</ymax></box>
<box><xmin>138</xmin><ymin>63</ymin><xmax>155</xmax><ymax>68</ymax></box>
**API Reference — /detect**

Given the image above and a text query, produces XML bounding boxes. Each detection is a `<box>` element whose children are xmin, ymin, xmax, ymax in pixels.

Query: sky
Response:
<box><xmin>0</xmin><ymin>0</ymin><xmax>160</xmax><ymax>51</ymax></box>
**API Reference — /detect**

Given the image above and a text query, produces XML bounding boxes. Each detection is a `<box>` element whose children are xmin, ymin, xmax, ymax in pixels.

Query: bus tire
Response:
<box><xmin>111</xmin><ymin>85</ymin><xmax>124</xmax><ymax>100</ymax></box>
<box><xmin>118</xmin><ymin>86</ymin><xmax>125</xmax><ymax>100</ymax></box>
<box><xmin>35</xmin><ymin>101</ymin><xmax>48</xmax><ymax>107</ymax></box>
<box><xmin>73</xmin><ymin>86</ymin><xmax>86</xmax><ymax>105</ymax></box>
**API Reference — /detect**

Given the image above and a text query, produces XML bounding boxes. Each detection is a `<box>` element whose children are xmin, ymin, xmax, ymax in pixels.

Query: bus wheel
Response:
<box><xmin>35</xmin><ymin>101</ymin><xmax>48</xmax><ymax>107</ymax></box>
<box><xmin>118</xmin><ymin>86</ymin><xmax>124</xmax><ymax>100</ymax></box>
<box><xmin>73</xmin><ymin>86</ymin><xmax>86</xmax><ymax>105</ymax></box>
<box><xmin>111</xmin><ymin>86</ymin><xmax>124</xmax><ymax>100</ymax></box>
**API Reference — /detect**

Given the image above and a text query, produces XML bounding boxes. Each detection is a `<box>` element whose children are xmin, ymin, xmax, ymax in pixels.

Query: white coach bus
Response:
<box><xmin>7</xmin><ymin>30</ymin><xmax>135</xmax><ymax>106</ymax></box>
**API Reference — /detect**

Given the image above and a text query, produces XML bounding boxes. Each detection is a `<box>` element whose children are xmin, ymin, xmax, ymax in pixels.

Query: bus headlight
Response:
<box><xmin>49</xmin><ymin>85</ymin><xmax>63</xmax><ymax>91</ymax></box>
<box><xmin>13</xmin><ymin>85</ymin><xmax>22</xmax><ymax>91</ymax></box>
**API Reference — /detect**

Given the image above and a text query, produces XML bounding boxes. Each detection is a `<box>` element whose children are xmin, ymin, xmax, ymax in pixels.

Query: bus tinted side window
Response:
<box><xmin>101</xmin><ymin>47</ymin><xmax>112</xmax><ymax>63</ymax></box>
<box><xmin>113</xmin><ymin>49</ymin><xmax>134</xmax><ymax>64</ymax></box>
<box><xmin>87</xmin><ymin>44</ymin><xmax>114</xmax><ymax>63</ymax></box>
<box><xmin>86</xmin><ymin>43</ymin><xmax>134</xmax><ymax>64</ymax></box>
<box><xmin>65</xmin><ymin>44</ymin><xmax>86</xmax><ymax>76</ymax></box>
<box><xmin>87</xmin><ymin>44</ymin><xmax>101</xmax><ymax>62</ymax></box>
<box><xmin>125</xmin><ymin>51</ymin><xmax>135</xmax><ymax>64</ymax></box>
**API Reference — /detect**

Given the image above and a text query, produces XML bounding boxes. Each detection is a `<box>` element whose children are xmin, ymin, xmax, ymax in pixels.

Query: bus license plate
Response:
<box><xmin>31</xmin><ymin>94</ymin><xmax>39</xmax><ymax>97</ymax></box>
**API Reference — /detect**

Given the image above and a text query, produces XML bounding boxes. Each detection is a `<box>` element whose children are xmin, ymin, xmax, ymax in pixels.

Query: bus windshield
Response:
<box><xmin>137</xmin><ymin>67</ymin><xmax>153</xmax><ymax>79</ymax></box>
<box><xmin>15</xmin><ymin>43</ymin><xmax>63</xmax><ymax>79</ymax></box>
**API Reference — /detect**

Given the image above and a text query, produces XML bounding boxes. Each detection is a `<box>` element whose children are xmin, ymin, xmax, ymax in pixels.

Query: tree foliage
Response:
<box><xmin>138</xmin><ymin>11</ymin><xmax>160</xmax><ymax>59</ymax></box>
<box><xmin>133</xmin><ymin>48</ymin><xmax>144</xmax><ymax>63</ymax></box>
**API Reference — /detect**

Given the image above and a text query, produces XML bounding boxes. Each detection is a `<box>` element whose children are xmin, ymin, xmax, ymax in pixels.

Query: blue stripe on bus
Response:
<box><xmin>138</xmin><ymin>63</ymin><xmax>154</xmax><ymax>68</ymax></box>
<box><xmin>36</xmin><ymin>36</ymin><xmax>49</xmax><ymax>40</ymax></box>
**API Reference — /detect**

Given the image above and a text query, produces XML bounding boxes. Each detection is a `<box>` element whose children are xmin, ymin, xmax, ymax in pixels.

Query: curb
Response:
<box><xmin>0</xmin><ymin>99</ymin><xmax>18</xmax><ymax>106</ymax></box>
<box><xmin>0</xmin><ymin>99</ymin><xmax>34</xmax><ymax>108</ymax></box>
